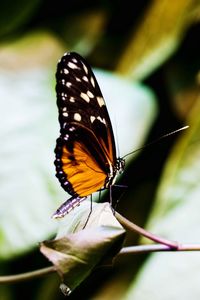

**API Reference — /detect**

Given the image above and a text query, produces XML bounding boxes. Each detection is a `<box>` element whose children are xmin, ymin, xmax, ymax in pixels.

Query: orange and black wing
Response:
<box><xmin>54</xmin><ymin>52</ymin><xmax>117</xmax><ymax>200</ymax></box>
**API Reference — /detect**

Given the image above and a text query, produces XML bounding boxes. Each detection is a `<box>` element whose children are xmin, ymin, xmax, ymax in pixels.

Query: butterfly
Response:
<box><xmin>53</xmin><ymin>52</ymin><xmax>125</xmax><ymax>218</ymax></box>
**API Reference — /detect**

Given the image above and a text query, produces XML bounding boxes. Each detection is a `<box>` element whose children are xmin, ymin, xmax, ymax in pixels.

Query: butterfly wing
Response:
<box><xmin>54</xmin><ymin>52</ymin><xmax>117</xmax><ymax>198</ymax></box>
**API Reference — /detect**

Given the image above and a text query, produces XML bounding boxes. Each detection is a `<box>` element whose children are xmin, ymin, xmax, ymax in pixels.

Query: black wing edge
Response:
<box><xmin>54</xmin><ymin>136</ymin><xmax>76</xmax><ymax>196</ymax></box>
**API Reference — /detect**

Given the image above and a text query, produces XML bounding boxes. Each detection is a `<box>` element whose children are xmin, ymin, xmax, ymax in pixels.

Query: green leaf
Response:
<box><xmin>116</xmin><ymin>1</ymin><xmax>199</xmax><ymax>80</ymax></box>
<box><xmin>40</xmin><ymin>202</ymin><xmax>125</xmax><ymax>294</ymax></box>
<box><xmin>0</xmin><ymin>31</ymin><xmax>65</xmax><ymax>259</ymax></box>
<box><xmin>125</xmin><ymin>101</ymin><xmax>200</xmax><ymax>299</ymax></box>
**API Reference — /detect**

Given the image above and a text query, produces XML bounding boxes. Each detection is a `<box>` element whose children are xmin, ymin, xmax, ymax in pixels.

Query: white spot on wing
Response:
<box><xmin>63</xmin><ymin>112</ymin><xmax>68</xmax><ymax>117</ymax></box>
<box><xmin>90</xmin><ymin>116</ymin><xmax>95</xmax><ymax>123</ymax></box>
<box><xmin>66</xmin><ymin>82</ymin><xmax>72</xmax><ymax>87</ymax></box>
<box><xmin>61</xmin><ymin>92</ymin><xmax>66</xmax><ymax>100</ymax></box>
<box><xmin>61</xmin><ymin>92</ymin><xmax>67</xmax><ymax>101</ymax></box>
<box><xmin>87</xmin><ymin>91</ymin><xmax>94</xmax><ymax>98</ymax></box>
<box><xmin>97</xmin><ymin>116</ymin><xmax>106</xmax><ymax>124</ymax></box>
<box><xmin>97</xmin><ymin>96</ymin><xmax>105</xmax><ymax>107</ymax></box>
<box><xmin>75</xmin><ymin>77</ymin><xmax>81</xmax><ymax>82</ymax></box>
<box><xmin>64</xmin><ymin>69</ymin><xmax>69</xmax><ymax>74</ymax></box>
<box><xmin>72</xmin><ymin>58</ymin><xmax>77</xmax><ymax>63</ymax></box>
<box><xmin>83</xmin><ymin>76</ymin><xmax>88</xmax><ymax>82</ymax></box>
<box><xmin>64</xmin><ymin>134</ymin><xmax>69</xmax><ymax>140</ymax></box>
<box><xmin>68</xmin><ymin>62</ymin><xmax>78</xmax><ymax>69</ymax></box>
<box><xmin>74</xmin><ymin>113</ymin><xmax>81</xmax><ymax>121</ymax></box>
<box><xmin>80</xmin><ymin>92</ymin><xmax>90</xmax><ymax>102</ymax></box>
<box><xmin>69</xmin><ymin>97</ymin><xmax>75</xmax><ymax>102</ymax></box>
<box><xmin>90</xmin><ymin>76</ymin><xmax>95</xmax><ymax>87</ymax></box>
<box><xmin>82</xmin><ymin>62</ymin><xmax>88</xmax><ymax>74</ymax></box>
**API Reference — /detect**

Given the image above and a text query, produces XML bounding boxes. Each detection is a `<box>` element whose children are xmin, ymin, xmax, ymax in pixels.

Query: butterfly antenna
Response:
<box><xmin>114</xmin><ymin>115</ymin><xmax>121</xmax><ymax>158</ymax></box>
<box><xmin>122</xmin><ymin>125</ymin><xmax>189</xmax><ymax>159</ymax></box>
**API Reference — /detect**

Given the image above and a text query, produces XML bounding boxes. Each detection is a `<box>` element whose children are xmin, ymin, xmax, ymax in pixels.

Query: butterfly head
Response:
<box><xmin>116</xmin><ymin>157</ymin><xmax>125</xmax><ymax>174</ymax></box>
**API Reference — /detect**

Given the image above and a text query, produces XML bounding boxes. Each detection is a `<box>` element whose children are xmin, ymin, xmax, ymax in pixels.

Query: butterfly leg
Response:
<box><xmin>108</xmin><ymin>185</ymin><xmax>116</xmax><ymax>215</ymax></box>
<box><xmin>82</xmin><ymin>194</ymin><xmax>93</xmax><ymax>229</ymax></box>
<box><xmin>98</xmin><ymin>189</ymin><xmax>102</xmax><ymax>202</ymax></box>
<box><xmin>109</xmin><ymin>185</ymin><xmax>113</xmax><ymax>207</ymax></box>
<box><xmin>109</xmin><ymin>184</ymin><xmax>128</xmax><ymax>213</ymax></box>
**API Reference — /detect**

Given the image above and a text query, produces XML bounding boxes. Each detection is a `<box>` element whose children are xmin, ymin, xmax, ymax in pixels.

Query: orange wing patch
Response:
<box><xmin>61</xmin><ymin>141</ymin><xmax>106</xmax><ymax>197</ymax></box>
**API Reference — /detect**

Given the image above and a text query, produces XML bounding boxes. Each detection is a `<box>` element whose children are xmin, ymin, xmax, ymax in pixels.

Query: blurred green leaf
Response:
<box><xmin>62</xmin><ymin>10</ymin><xmax>107</xmax><ymax>56</ymax></box>
<box><xmin>0</xmin><ymin>31</ymin><xmax>65</xmax><ymax>259</ymax></box>
<box><xmin>125</xmin><ymin>99</ymin><xmax>200</xmax><ymax>299</ymax></box>
<box><xmin>116</xmin><ymin>0</ymin><xmax>200</xmax><ymax>80</ymax></box>
<box><xmin>0</xmin><ymin>31</ymin><xmax>157</xmax><ymax>259</ymax></box>
<box><xmin>40</xmin><ymin>202</ymin><xmax>125</xmax><ymax>294</ymax></box>
<box><xmin>0</xmin><ymin>285</ymin><xmax>12</xmax><ymax>300</ymax></box>
<box><xmin>0</xmin><ymin>0</ymin><xmax>41</xmax><ymax>38</ymax></box>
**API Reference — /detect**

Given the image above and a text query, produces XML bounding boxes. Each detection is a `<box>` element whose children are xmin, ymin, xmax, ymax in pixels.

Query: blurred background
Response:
<box><xmin>0</xmin><ymin>0</ymin><xmax>200</xmax><ymax>299</ymax></box>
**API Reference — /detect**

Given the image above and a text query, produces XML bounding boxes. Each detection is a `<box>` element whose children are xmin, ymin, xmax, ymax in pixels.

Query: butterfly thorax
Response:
<box><xmin>105</xmin><ymin>157</ymin><xmax>125</xmax><ymax>188</ymax></box>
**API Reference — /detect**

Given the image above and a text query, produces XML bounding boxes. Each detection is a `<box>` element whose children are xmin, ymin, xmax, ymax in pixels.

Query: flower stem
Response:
<box><xmin>115</xmin><ymin>212</ymin><xmax>179</xmax><ymax>249</ymax></box>
<box><xmin>0</xmin><ymin>266</ymin><xmax>55</xmax><ymax>284</ymax></box>
<box><xmin>119</xmin><ymin>243</ymin><xmax>200</xmax><ymax>255</ymax></box>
